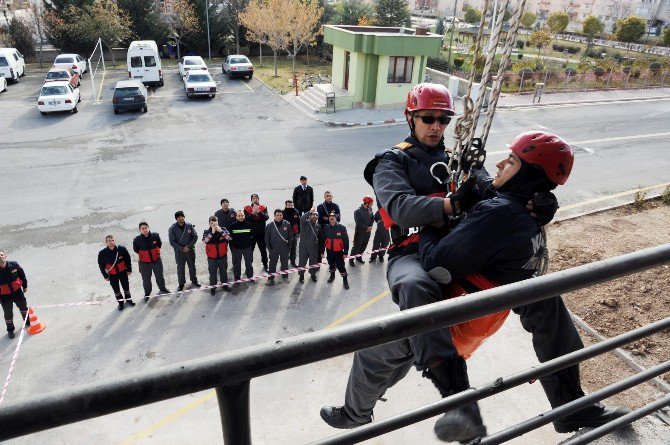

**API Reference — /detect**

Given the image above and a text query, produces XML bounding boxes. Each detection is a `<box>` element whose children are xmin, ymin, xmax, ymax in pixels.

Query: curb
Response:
<box><xmin>497</xmin><ymin>94</ymin><xmax>670</xmax><ymax>109</ymax></box>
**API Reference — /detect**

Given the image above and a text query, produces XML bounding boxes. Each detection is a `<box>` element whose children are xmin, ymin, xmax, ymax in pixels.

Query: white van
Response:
<box><xmin>127</xmin><ymin>41</ymin><xmax>163</xmax><ymax>86</ymax></box>
<box><xmin>0</xmin><ymin>48</ymin><xmax>26</xmax><ymax>83</ymax></box>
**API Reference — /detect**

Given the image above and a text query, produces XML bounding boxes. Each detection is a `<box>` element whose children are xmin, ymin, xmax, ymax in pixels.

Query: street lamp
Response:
<box><xmin>205</xmin><ymin>0</ymin><xmax>212</xmax><ymax>61</ymax></box>
<box><xmin>446</xmin><ymin>0</ymin><xmax>458</xmax><ymax>73</ymax></box>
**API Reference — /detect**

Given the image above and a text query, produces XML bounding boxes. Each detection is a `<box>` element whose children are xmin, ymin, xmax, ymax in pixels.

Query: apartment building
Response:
<box><xmin>409</xmin><ymin>0</ymin><xmax>669</xmax><ymax>32</ymax></box>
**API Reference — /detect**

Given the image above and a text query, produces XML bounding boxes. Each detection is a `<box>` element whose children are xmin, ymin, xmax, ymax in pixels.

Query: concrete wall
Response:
<box><xmin>29</xmin><ymin>48</ymin><xmax>128</xmax><ymax>66</ymax></box>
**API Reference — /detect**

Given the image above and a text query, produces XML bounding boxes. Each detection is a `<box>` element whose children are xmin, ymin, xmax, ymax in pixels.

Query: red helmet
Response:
<box><xmin>362</xmin><ymin>195</ymin><xmax>374</xmax><ymax>204</ymax></box>
<box><xmin>405</xmin><ymin>83</ymin><xmax>455</xmax><ymax>119</ymax></box>
<box><xmin>506</xmin><ymin>131</ymin><xmax>574</xmax><ymax>185</ymax></box>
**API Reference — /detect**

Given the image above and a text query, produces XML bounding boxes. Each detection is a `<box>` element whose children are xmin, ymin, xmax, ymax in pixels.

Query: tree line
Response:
<box><xmin>0</xmin><ymin>0</ymin><xmax>414</xmax><ymax>70</ymax></box>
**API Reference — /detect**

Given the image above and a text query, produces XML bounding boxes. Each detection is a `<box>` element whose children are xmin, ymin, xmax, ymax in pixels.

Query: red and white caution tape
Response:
<box><xmin>0</xmin><ymin>310</ymin><xmax>30</xmax><ymax>406</ymax></box>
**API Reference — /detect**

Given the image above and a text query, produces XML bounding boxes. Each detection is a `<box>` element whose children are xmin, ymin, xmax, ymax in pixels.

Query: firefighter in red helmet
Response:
<box><xmin>320</xmin><ymin>85</ymin><xmax>628</xmax><ymax>442</ymax></box>
<box><xmin>349</xmin><ymin>195</ymin><xmax>375</xmax><ymax>267</ymax></box>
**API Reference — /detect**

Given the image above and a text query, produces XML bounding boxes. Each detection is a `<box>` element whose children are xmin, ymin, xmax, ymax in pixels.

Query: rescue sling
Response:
<box><xmin>206</xmin><ymin>237</ymin><xmax>228</xmax><ymax>259</ymax></box>
<box><xmin>0</xmin><ymin>278</ymin><xmax>22</xmax><ymax>295</ymax></box>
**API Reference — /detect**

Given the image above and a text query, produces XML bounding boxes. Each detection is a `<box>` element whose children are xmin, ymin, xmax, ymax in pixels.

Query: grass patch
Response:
<box><xmin>249</xmin><ymin>55</ymin><xmax>331</xmax><ymax>94</ymax></box>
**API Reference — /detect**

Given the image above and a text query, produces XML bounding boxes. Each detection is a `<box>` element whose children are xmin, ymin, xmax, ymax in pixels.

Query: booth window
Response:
<box><xmin>387</xmin><ymin>57</ymin><xmax>414</xmax><ymax>83</ymax></box>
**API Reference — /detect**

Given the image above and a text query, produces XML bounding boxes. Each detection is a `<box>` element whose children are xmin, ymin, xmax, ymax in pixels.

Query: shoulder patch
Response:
<box><xmin>394</xmin><ymin>142</ymin><xmax>413</xmax><ymax>150</ymax></box>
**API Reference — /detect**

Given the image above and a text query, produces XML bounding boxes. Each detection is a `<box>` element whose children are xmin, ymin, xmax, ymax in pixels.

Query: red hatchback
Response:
<box><xmin>45</xmin><ymin>68</ymin><xmax>80</xmax><ymax>88</ymax></box>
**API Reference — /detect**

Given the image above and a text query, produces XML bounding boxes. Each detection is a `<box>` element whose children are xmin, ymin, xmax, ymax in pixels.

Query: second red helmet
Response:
<box><xmin>506</xmin><ymin>131</ymin><xmax>574</xmax><ymax>185</ymax></box>
<box><xmin>362</xmin><ymin>196</ymin><xmax>374</xmax><ymax>204</ymax></box>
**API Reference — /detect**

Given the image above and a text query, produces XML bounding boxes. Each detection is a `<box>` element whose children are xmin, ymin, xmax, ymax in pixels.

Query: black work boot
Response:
<box><xmin>369</xmin><ymin>256</ymin><xmax>377</xmax><ymax>263</ymax></box>
<box><xmin>348</xmin><ymin>259</ymin><xmax>355</xmax><ymax>267</ymax></box>
<box><xmin>327</xmin><ymin>272</ymin><xmax>336</xmax><ymax>283</ymax></box>
<box><xmin>320</xmin><ymin>406</ymin><xmax>371</xmax><ymax>429</ymax></box>
<box><xmin>299</xmin><ymin>274</ymin><xmax>305</xmax><ymax>284</ymax></box>
<box><xmin>554</xmin><ymin>403</ymin><xmax>631</xmax><ymax>433</ymax></box>
<box><xmin>125</xmin><ymin>298</ymin><xmax>135</xmax><ymax>307</ymax></box>
<box><xmin>343</xmin><ymin>276</ymin><xmax>350</xmax><ymax>290</ymax></box>
<box><xmin>144</xmin><ymin>295</ymin><xmax>150</xmax><ymax>302</ymax></box>
<box><xmin>310</xmin><ymin>274</ymin><xmax>317</xmax><ymax>283</ymax></box>
<box><xmin>379</xmin><ymin>256</ymin><xmax>384</xmax><ymax>263</ymax></box>
<box><xmin>423</xmin><ymin>357</ymin><xmax>487</xmax><ymax>443</ymax></box>
<box><xmin>210</xmin><ymin>288</ymin><xmax>216</xmax><ymax>296</ymax></box>
<box><xmin>117</xmin><ymin>301</ymin><xmax>124</xmax><ymax>311</ymax></box>
<box><xmin>7</xmin><ymin>331</ymin><xmax>15</xmax><ymax>339</ymax></box>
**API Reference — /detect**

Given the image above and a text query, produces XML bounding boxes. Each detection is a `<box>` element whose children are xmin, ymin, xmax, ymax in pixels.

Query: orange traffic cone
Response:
<box><xmin>26</xmin><ymin>308</ymin><xmax>46</xmax><ymax>335</ymax></box>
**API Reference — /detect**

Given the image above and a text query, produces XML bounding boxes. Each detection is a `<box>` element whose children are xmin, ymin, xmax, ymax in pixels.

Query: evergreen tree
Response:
<box><xmin>374</xmin><ymin>0</ymin><xmax>411</xmax><ymax>28</ymax></box>
<box><xmin>336</xmin><ymin>0</ymin><xmax>373</xmax><ymax>26</ymax></box>
<box><xmin>435</xmin><ymin>18</ymin><xmax>445</xmax><ymax>35</ymax></box>
<box><xmin>8</xmin><ymin>18</ymin><xmax>36</xmax><ymax>58</ymax></box>
<box><xmin>117</xmin><ymin>0</ymin><xmax>168</xmax><ymax>43</ymax></box>
<box><xmin>182</xmin><ymin>0</ymin><xmax>230</xmax><ymax>56</ymax></box>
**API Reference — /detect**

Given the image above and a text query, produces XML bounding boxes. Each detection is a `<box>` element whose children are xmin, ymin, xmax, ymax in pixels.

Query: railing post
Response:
<box><xmin>217</xmin><ymin>380</ymin><xmax>251</xmax><ymax>445</ymax></box>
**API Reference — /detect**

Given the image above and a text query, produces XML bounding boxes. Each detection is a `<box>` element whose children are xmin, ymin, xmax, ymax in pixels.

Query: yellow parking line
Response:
<box><xmin>117</xmin><ymin>289</ymin><xmax>391</xmax><ymax>444</ymax></box>
<box><xmin>96</xmin><ymin>71</ymin><xmax>106</xmax><ymax>102</ymax></box>
<box><xmin>116</xmin><ymin>391</ymin><xmax>217</xmax><ymax>445</ymax></box>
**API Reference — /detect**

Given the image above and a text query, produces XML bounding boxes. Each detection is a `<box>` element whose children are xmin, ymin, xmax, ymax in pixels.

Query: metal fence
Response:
<box><xmin>1</xmin><ymin>244</ymin><xmax>669</xmax><ymax>443</ymax></box>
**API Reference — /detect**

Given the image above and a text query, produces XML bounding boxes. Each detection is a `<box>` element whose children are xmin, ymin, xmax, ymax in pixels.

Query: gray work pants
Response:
<box><xmin>350</xmin><ymin>227</ymin><xmax>372</xmax><ymax>258</ymax></box>
<box><xmin>232</xmin><ymin>247</ymin><xmax>254</xmax><ymax>280</ymax></box>
<box><xmin>298</xmin><ymin>241</ymin><xmax>320</xmax><ymax>277</ymax></box>
<box><xmin>174</xmin><ymin>249</ymin><xmax>197</xmax><ymax>286</ymax></box>
<box><xmin>268</xmin><ymin>244</ymin><xmax>290</xmax><ymax>280</ymax></box>
<box><xmin>208</xmin><ymin>256</ymin><xmax>228</xmax><ymax>286</ymax></box>
<box><xmin>138</xmin><ymin>259</ymin><xmax>166</xmax><ymax>296</ymax></box>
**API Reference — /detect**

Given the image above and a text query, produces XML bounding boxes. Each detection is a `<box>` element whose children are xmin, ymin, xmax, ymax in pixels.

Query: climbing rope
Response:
<box><xmin>449</xmin><ymin>0</ymin><xmax>529</xmax><ymax>179</ymax></box>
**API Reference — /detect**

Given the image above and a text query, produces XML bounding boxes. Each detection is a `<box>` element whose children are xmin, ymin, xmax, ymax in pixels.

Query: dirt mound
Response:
<box><xmin>547</xmin><ymin>200</ymin><xmax>670</xmax><ymax>409</ymax></box>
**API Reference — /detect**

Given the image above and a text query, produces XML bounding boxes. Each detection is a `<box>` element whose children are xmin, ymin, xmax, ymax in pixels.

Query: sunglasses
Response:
<box><xmin>414</xmin><ymin>114</ymin><xmax>451</xmax><ymax>125</ymax></box>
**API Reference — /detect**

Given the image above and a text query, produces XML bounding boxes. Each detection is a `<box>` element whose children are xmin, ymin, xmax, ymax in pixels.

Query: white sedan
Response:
<box><xmin>53</xmin><ymin>54</ymin><xmax>87</xmax><ymax>76</ymax></box>
<box><xmin>37</xmin><ymin>81</ymin><xmax>81</xmax><ymax>115</ymax></box>
<box><xmin>178</xmin><ymin>56</ymin><xmax>208</xmax><ymax>77</ymax></box>
<box><xmin>0</xmin><ymin>76</ymin><xmax>6</xmax><ymax>93</ymax></box>
<box><xmin>183</xmin><ymin>70</ymin><xmax>216</xmax><ymax>98</ymax></box>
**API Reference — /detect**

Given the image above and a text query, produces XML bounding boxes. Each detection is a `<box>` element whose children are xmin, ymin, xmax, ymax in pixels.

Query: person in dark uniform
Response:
<box><xmin>0</xmin><ymin>250</ymin><xmax>30</xmax><ymax>338</ymax></box>
<box><xmin>244</xmin><ymin>194</ymin><xmax>270</xmax><ymax>272</ymax></box>
<box><xmin>369</xmin><ymin>210</ymin><xmax>390</xmax><ymax>263</ymax></box>
<box><xmin>98</xmin><ymin>235</ymin><xmax>135</xmax><ymax>311</ymax></box>
<box><xmin>321</xmin><ymin>211</ymin><xmax>349</xmax><ymax>290</ymax></box>
<box><xmin>283</xmin><ymin>200</ymin><xmax>301</xmax><ymax>267</ymax></box>
<box><xmin>229</xmin><ymin>210</ymin><xmax>256</xmax><ymax>287</ymax></box>
<box><xmin>203</xmin><ymin>216</ymin><xmax>232</xmax><ymax>295</ymax></box>
<box><xmin>133</xmin><ymin>222</ymin><xmax>170</xmax><ymax>301</ymax></box>
<box><xmin>349</xmin><ymin>196</ymin><xmax>375</xmax><ymax>267</ymax></box>
<box><xmin>317</xmin><ymin>191</ymin><xmax>341</xmax><ymax>228</ymax></box>
<box><xmin>168</xmin><ymin>211</ymin><xmax>200</xmax><ymax>292</ymax></box>
<box><xmin>298</xmin><ymin>208</ymin><xmax>321</xmax><ymax>284</ymax></box>
<box><xmin>292</xmin><ymin>175</ymin><xmax>314</xmax><ymax>215</ymax></box>
<box><xmin>214</xmin><ymin>198</ymin><xmax>237</xmax><ymax>230</ymax></box>
<box><xmin>265</xmin><ymin>209</ymin><xmax>293</xmax><ymax>286</ymax></box>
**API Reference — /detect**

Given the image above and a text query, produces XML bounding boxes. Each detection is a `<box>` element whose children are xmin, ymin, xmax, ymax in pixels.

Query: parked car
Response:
<box><xmin>45</xmin><ymin>67</ymin><xmax>80</xmax><ymax>88</ymax></box>
<box><xmin>52</xmin><ymin>54</ymin><xmax>87</xmax><ymax>76</ymax></box>
<box><xmin>112</xmin><ymin>80</ymin><xmax>148</xmax><ymax>114</ymax></box>
<box><xmin>183</xmin><ymin>70</ymin><xmax>216</xmax><ymax>98</ymax></box>
<box><xmin>127</xmin><ymin>40</ymin><xmax>163</xmax><ymax>86</ymax></box>
<box><xmin>0</xmin><ymin>48</ymin><xmax>26</xmax><ymax>83</ymax></box>
<box><xmin>37</xmin><ymin>81</ymin><xmax>80</xmax><ymax>115</ymax></box>
<box><xmin>178</xmin><ymin>56</ymin><xmax>208</xmax><ymax>77</ymax></box>
<box><xmin>222</xmin><ymin>55</ymin><xmax>253</xmax><ymax>79</ymax></box>
<box><xmin>0</xmin><ymin>76</ymin><xmax>6</xmax><ymax>93</ymax></box>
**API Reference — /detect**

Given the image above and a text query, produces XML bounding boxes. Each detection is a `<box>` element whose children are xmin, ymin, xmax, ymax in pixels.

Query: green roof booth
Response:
<box><xmin>320</xmin><ymin>25</ymin><xmax>443</xmax><ymax>110</ymax></box>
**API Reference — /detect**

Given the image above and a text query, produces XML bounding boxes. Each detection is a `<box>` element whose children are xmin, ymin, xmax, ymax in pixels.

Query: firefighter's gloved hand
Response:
<box><xmin>449</xmin><ymin>176</ymin><xmax>479</xmax><ymax>216</ymax></box>
<box><xmin>527</xmin><ymin>192</ymin><xmax>559</xmax><ymax>226</ymax></box>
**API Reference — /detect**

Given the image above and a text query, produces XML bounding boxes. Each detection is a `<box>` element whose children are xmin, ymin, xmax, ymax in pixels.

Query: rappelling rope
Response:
<box><xmin>450</xmin><ymin>0</ymin><xmax>529</xmax><ymax>178</ymax></box>
<box><xmin>479</xmin><ymin>0</ymin><xmax>530</xmax><ymax>149</ymax></box>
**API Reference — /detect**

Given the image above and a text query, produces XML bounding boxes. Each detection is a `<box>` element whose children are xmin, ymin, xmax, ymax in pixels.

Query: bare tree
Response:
<box><xmin>27</xmin><ymin>2</ymin><xmax>47</xmax><ymax>68</ymax></box>
<box><xmin>284</xmin><ymin>0</ymin><xmax>323</xmax><ymax>75</ymax></box>
<box><xmin>168</xmin><ymin>0</ymin><xmax>199</xmax><ymax>59</ymax></box>
<box><xmin>241</xmin><ymin>0</ymin><xmax>288</xmax><ymax>77</ymax></box>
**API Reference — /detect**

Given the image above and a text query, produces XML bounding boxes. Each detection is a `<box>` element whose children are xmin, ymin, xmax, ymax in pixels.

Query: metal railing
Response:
<box><xmin>0</xmin><ymin>244</ymin><xmax>669</xmax><ymax>443</ymax></box>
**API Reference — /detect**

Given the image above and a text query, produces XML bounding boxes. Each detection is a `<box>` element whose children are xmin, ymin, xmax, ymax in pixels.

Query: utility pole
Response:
<box><xmin>205</xmin><ymin>0</ymin><xmax>212</xmax><ymax>61</ymax></box>
<box><xmin>446</xmin><ymin>0</ymin><xmax>458</xmax><ymax>73</ymax></box>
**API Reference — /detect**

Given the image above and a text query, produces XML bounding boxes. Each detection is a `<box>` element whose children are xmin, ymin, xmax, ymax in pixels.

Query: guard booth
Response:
<box><xmin>323</xmin><ymin>25</ymin><xmax>443</xmax><ymax>109</ymax></box>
